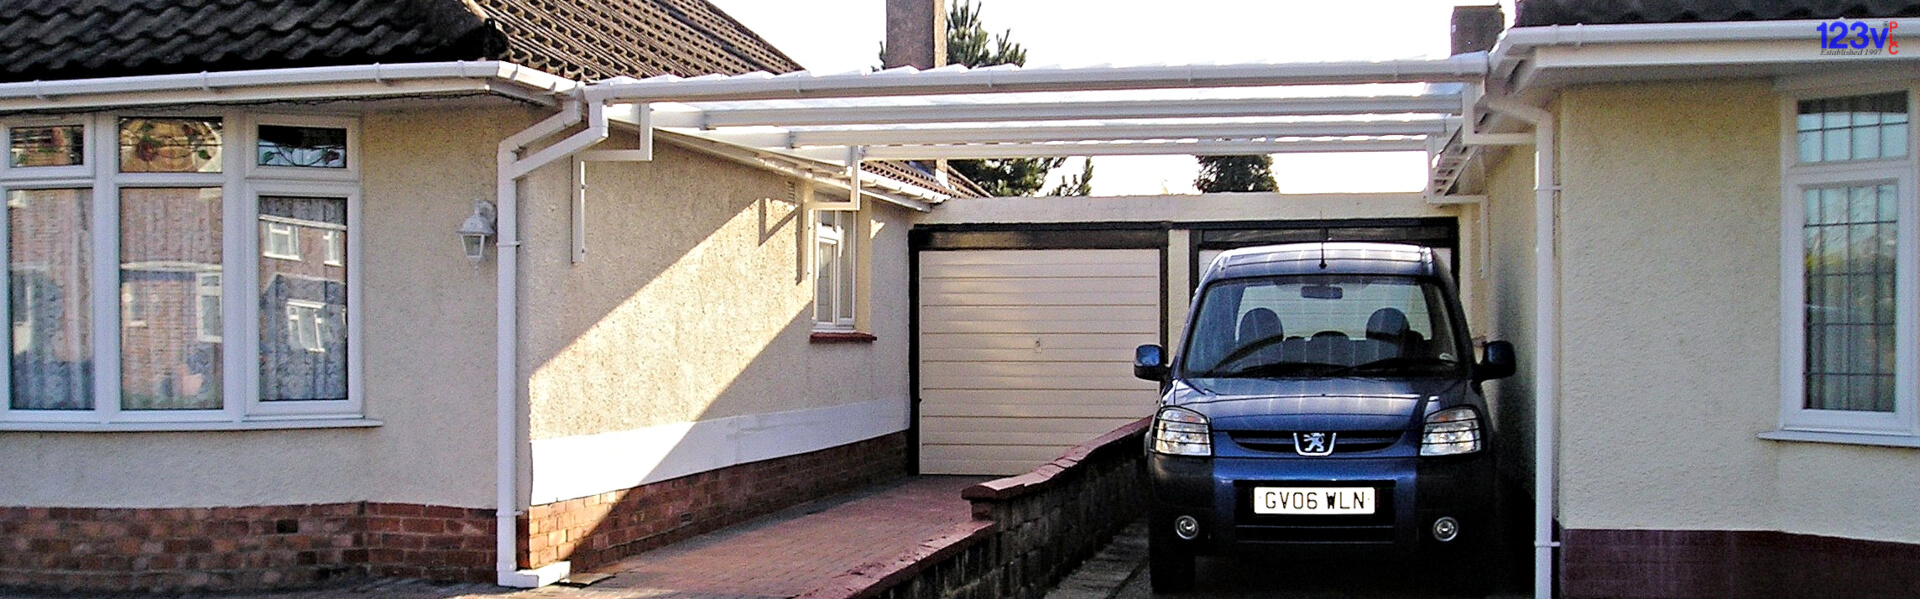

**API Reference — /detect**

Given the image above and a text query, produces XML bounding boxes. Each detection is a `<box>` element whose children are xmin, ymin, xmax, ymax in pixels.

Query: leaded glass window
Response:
<box><xmin>1798</xmin><ymin>93</ymin><xmax>1908</xmax><ymax>163</ymax></box>
<box><xmin>257</xmin><ymin>125</ymin><xmax>347</xmax><ymax>169</ymax></box>
<box><xmin>119</xmin><ymin>118</ymin><xmax>222</xmax><ymax>173</ymax></box>
<box><xmin>8</xmin><ymin>125</ymin><xmax>84</xmax><ymax>168</ymax></box>
<box><xmin>1803</xmin><ymin>184</ymin><xmax>1899</xmax><ymax>412</ymax></box>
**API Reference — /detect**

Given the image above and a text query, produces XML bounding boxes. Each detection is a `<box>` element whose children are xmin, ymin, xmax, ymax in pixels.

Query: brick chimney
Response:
<box><xmin>883</xmin><ymin>0</ymin><xmax>946</xmax><ymax>69</ymax></box>
<box><xmin>1451</xmin><ymin>5</ymin><xmax>1504</xmax><ymax>55</ymax></box>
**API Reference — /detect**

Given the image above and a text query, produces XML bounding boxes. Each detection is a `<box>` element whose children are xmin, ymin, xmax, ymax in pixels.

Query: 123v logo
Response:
<box><xmin>1818</xmin><ymin>20</ymin><xmax>1899</xmax><ymax>55</ymax></box>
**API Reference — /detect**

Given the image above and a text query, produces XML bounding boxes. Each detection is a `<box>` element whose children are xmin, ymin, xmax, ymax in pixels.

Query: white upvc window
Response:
<box><xmin>1777</xmin><ymin>88</ymin><xmax>1920</xmax><ymax>441</ymax></box>
<box><xmin>814</xmin><ymin>209</ymin><xmax>858</xmax><ymax>330</ymax></box>
<box><xmin>0</xmin><ymin>111</ymin><xmax>365</xmax><ymax>430</ymax></box>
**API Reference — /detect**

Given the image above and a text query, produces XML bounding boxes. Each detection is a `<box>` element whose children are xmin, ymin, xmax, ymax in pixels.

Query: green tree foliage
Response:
<box><xmin>1195</xmin><ymin>155</ymin><xmax>1278</xmax><ymax>193</ymax></box>
<box><xmin>1045</xmin><ymin>159</ymin><xmax>1095</xmax><ymax>196</ymax></box>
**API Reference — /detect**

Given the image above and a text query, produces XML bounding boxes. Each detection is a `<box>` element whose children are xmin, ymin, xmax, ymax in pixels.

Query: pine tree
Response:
<box><xmin>1045</xmin><ymin>159</ymin><xmax>1095</xmax><ymax>196</ymax></box>
<box><xmin>1194</xmin><ymin>155</ymin><xmax>1277</xmax><ymax>193</ymax></box>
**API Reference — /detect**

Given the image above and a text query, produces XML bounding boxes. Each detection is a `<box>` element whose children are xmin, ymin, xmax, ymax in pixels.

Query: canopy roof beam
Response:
<box><xmin>586</xmin><ymin>55</ymin><xmax>1488</xmax><ymax>104</ymax></box>
<box><xmin>803</xmin><ymin>138</ymin><xmax>1430</xmax><ymax>161</ymax></box>
<box><xmin>658</xmin><ymin>94</ymin><xmax>1463</xmax><ymax>129</ymax></box>
<box><xmin>780</xmin><ymin>117</ymin><xmax>1454</xmax><ymax>147</ymax></box>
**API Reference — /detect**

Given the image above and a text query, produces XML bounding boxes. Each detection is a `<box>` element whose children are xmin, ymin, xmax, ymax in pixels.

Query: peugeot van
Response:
<box><xmin>1132</xmin><ymin>242</ymin><xmax>1513</xmax><ymax>593</ymax></box>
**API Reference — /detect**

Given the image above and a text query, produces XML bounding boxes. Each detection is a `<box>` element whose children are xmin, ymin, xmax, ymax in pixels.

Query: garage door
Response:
<box><xmin>918</xmin><ymin>249</ymin><xmax>1162</xmax><ymax>475</ymax></box>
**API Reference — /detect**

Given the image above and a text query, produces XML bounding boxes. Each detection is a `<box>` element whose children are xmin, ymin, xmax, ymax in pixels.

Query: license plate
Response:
<box><xmin>1251</xmin><ymin>486</ymin><xmax>1376</xmax><ymax>515</ymax></box>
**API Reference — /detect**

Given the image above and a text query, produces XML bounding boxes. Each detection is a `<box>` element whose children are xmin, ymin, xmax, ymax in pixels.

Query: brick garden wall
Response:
<box><xmin>521</xmin><ymin>431</ymin><xmax>909</xmax><ymax>572</ymax></box>
<box><xmin>0</xmin><ymin>502</ymin><xmax>494</xmax><ymax>593</ymax></box>
<box><xmin>800</xmin><ymin>419</ymin><xmax>1149</xmax><ymax>599</ymax></box>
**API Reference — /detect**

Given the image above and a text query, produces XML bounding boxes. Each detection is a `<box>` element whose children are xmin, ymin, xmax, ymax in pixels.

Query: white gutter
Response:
<box><xmin>1490</xmin><ymin>20</ymin><xmax>1846</xmax><ymax>84</ymax></box>
<box><xmin>1477</xmin><ymin>96</ymin><xmax>1557</xmax><ymax>599</ymax></box>
<box><xmin>584</xmin><ymin>54</ymin><xmax>1489</xmax><ymax>104</ymax></box>
<box><xmin>0</xmin><ymin>61</ymin><xmax>576</xmax><ymax>112</ymax></box>
<box><xmin>493</xmin><ymin>95</ymin><xmax>609</xmax><ymax>588</ymax></box>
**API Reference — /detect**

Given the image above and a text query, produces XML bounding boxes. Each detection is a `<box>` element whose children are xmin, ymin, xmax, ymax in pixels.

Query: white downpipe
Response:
<box><xmin>1481</xmin><ymin>96</ymin><xmax>1557</xmax><ymax>599</ymax></box>
<box><xmin>493</xmin><ymin>97</ymin><xmax>608</xmax><ymax>588</ymax></box>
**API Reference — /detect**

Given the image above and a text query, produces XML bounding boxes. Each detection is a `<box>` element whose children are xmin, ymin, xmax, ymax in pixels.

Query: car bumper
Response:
<box><xmin>1147</xmin><ymin>451</ymin><xmax>1493</xmax><ymax>557</ymax></box>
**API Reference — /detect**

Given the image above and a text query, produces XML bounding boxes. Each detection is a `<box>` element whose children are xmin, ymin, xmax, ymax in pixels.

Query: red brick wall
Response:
<box><xmin>1561</xmin><ymin>528</ymin><xmax>1920</xmax><ymax>598</ymax></box>
<box><xmin>522</xmin><ymin>432</ymin><xmax>908</xmax><ymax>572</ymax></box>
<box><xmin>0</xmin><ymin>502</ymin><xmax>493</xmax><ymax>593</ymax></box>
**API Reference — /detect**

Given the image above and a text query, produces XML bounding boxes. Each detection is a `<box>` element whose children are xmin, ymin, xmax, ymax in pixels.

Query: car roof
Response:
<box><xmin>1202</xmin><ymin>242</ymin><xmax>1441</xmax><ymax>282</ymax></box>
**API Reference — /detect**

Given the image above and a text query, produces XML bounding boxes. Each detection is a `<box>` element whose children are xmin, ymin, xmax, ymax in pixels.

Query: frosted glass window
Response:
<box><xmin>7</xmin><ymin>189</ymin><xmax>93</xmax><ymax>410</ymax></box>
<box><xmin>259</xmin><ymin>196</ymin><xmax>347</xmax><ymax>402</ymax></box>
<box><xmin>1798</xmin><ymin>93</ymin><xmax>1908</xmax><ymax>163</ymax></box>
<box><xmin>1803</xmin><ymin>184</ymin><xmax>1899</xmax><ymax>412</ymax></box>
<box><xmin>119</xmin><ymin>188</ymin><xmax>223</xmax><ymax>411</ymax></box>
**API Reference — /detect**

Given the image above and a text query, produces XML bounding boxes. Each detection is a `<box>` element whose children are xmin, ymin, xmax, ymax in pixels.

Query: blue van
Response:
<box><xmin>1132</xmin><ymin>242</ymin><xmax>1513</xmax><ymax>593</ymax></box>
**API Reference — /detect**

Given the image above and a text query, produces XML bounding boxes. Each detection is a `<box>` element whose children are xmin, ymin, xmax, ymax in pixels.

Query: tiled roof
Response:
<box><xmin>1516</xmin><ymin>0</ymin><xmax>1920</xmax><ymax>26</ymax></box>
<box><xmin>0</xmin><ymin>0</ymin><xmax>803</xmax><ymax>84</ymax></box>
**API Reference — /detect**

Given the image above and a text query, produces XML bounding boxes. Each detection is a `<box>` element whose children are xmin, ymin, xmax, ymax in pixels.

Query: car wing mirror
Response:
<box><xmin>1134</xmin><ymin>344</ymin><xmax>1169</xmax><ymax>381</ymax></box>
<box><xmin>1475</xmin><ymin>340</ymin><xmax>1516</xmax><ymax>381</ymax></box>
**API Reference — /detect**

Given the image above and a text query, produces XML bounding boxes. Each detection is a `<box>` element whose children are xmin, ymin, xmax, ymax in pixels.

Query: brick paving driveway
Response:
<box><xmin>0</xmin><ymin>476</ymin><xmax>988</xmax><ymax>599</ymax></box>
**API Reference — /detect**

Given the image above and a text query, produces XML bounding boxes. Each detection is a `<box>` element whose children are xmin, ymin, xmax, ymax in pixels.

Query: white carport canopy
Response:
<box><xmin>575</xmin><ymin>55</ymin><xmax>1494</xmax><ymax>200</ymax></box>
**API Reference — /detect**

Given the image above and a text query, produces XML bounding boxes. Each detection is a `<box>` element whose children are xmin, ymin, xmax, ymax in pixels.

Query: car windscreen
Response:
<box><xmin>1179</xmin><ymin>274</ymin><xmax>1466</xmax><ymax>379</ymax></box>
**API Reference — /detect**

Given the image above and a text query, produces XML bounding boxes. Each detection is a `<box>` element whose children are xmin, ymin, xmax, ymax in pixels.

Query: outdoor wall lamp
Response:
<box><xmin>459</xmin><ymin>200</ymin><xmax>498</xmax><ymax>265</ymax></box>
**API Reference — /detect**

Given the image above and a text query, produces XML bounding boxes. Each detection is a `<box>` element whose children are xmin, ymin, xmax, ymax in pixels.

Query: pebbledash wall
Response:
<box><xmin>1496</xmin><ymin>79</ymin><xmax>1920</xmax><ymax>596</ymax></box>
<box><xmin>511</xmin><ymin>129</ymin><xmax>914</xmax><ymax>571</ymax></box>
<box><xmin>0</xmin><ymin>104</ymin><xmax>535</xmax><ymax>591</ymax></box>
<box><xmin>0</xmin><ymin>106</ymin><xmax>916</xmax><ymax>591</ymax></box>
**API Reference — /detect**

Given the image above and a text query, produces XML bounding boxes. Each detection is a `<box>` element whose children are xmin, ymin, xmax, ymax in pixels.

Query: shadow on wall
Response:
<box><xmin>514</xmin><ymin>141</ymin><xmax>907</xmax><ymax>570</ymax></box>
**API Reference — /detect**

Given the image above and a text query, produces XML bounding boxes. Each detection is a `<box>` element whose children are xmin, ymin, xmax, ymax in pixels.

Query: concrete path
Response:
<box><xmin>0</xmin><ymin>476</ymin><xmax>988</xmax><ymax>599</ymax></box>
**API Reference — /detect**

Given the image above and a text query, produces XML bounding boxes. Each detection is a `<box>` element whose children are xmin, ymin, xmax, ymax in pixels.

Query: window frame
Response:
<box><xmin>0</xmin><ymin>110</ymin><xmax>367</xmax><ymax>428</ymax></box>
<box><xmin>1777</xmin><ymin>87</ymin><xmax>1920</xmax><ymax>439</ymax></box>
<box><xmin>812</xmin><ymin>206</ymin><xmax>859</xmax><ymax>332</ymax></box>
<box><xmin>0</xmin><ymin>116</ymin><xmax>94</xmax><ymax>181</ymax></box>
<box><xmin>244</xmin><ymin>181</ymin><xmax>362</xmax><ymax>419</ymax></box>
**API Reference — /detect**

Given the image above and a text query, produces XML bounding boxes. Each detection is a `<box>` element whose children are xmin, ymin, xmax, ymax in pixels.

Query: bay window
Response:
<box><xmin>1778</xmin><ymin>90</ymin><xmax>1920</xmax><ymax>439</ymax></box>
<box><xmin>0</xmin><ymin>112</ymin><xmax>362</xmax><ymax>428</ymax></box>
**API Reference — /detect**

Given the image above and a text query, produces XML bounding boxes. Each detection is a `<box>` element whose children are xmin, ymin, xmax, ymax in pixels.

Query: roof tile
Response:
<box><xmin>1516</xmin><ymin>0</ymin><xmax>1920</xmax><ymax>26</ymax></box>
<box><xmin>0</xmin><ymin>0</ymin><xmax>800</xmax><ymax>84</ymax></box>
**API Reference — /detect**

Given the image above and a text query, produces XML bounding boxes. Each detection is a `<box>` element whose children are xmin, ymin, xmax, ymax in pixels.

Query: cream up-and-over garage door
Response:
<box><xmin>918</xmin><ymin>249</ymin><xmax>1163</xmax><ymax>475</ymax></box>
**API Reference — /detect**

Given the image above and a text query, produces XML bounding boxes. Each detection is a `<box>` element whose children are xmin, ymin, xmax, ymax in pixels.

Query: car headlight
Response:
<box><xmin>1150</xmin><ymin>406</ymin><xmax>1212</xmax><ymax>456</ymax></box>
<box><xmin>1420</xmin><ymin>406</ymin><xmax>1482</xmax><ymax>456</ymax></box>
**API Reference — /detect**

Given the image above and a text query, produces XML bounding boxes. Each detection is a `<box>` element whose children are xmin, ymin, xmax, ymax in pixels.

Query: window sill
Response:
<box><xmin>0</xmin><ymin>417</ymin><xmax>382</xmax><ymax>433</ymax></box>
<box><xmin>810</xmin><ymin>331</ymin><xmax>877</xmax><ymax>344</ymax></box>
<box><xmin>1758</xmin><ymin>429</ymin><xmax>1920</xmax><ymax>449</ymax></box>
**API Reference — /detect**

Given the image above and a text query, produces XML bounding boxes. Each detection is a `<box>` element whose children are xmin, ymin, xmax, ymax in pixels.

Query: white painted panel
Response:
<box><xmin>918</xmin><ymin>249</ymin><xmax>1160</xmax><ymax>475</ymax></box>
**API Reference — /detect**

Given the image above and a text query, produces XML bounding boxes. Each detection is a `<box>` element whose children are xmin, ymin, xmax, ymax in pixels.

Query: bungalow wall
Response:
<box><xmin>511</xmin><ymin>129</ymin><xmax>913</xmax><ymax>570</ymax></box>
<box><xmin>1545</xmin><ymin>79</ymin><xmax>1920</xmax><ymax>596</ymax></box>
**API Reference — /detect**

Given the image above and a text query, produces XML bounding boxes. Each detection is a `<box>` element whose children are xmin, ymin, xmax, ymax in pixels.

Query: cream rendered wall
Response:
<box><xmin>516</xmin><ymin>129</ymin><xmax>912</xmax><ymax>504</ymax></box>
<box><xmin>1551</xmin><ymin>79</ymin><xmax>1920</xmax><ymax>543</ymax></box>
<box><xmin>1481</xmin><ymin>144</ymin><xmax>1539</xmax><ymax>495</ymax></box>
<box><xmin>0</xmin><ymin>105</ymin><xmax>531</xmax><ymax>509</ymax></box>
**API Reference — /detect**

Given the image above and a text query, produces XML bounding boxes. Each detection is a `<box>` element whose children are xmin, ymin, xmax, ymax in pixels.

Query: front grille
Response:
<box><xmin>1227</xmin><ymin>430</ymin><xmax>1403</xmax><ymax>455</ymax></box>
